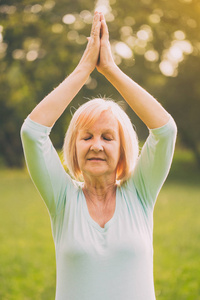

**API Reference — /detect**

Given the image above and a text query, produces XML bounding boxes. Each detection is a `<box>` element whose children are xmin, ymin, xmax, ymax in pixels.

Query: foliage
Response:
<box><xmin>163</xmin><ymin>55</ymin><xmax>200</xmax><ymax>167</ymax></box>
<box><xmin>0</xmin><ymin>0</ymin><xmax>200</xmax><ymax>166</ymax></box>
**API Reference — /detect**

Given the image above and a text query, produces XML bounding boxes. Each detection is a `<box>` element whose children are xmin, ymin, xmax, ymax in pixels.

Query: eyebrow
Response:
<box><xmin>102</xmin><ymin>129</ymin><xmax>117</xmax><ymax>135</ymax></box>
<box><xmin>80</xmin><ymin>128</ymin><xmax>118</xmax><ymax>137</ymax></box>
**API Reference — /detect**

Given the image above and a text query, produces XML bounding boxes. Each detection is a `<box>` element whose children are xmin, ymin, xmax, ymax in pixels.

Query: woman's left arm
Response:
<box><xmin>97</xmin><ymin>14</ymin><xmax>169</xmax><ymax>129</ymax></box>
<box><xmin>103</xmin><ymin>66</ymin><xmax>169</xmax><ymax>129</ymax></box>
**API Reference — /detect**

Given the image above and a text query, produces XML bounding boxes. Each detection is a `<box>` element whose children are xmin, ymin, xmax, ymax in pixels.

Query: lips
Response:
<box><xmin>88</xmin><ymin>157</ymin><xmax>105</xmax><ymax>161</ymax></box>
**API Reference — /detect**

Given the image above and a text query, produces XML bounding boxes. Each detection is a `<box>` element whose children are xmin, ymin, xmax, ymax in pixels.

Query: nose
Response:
<box><xmin>90</xmin><ymin>138</ymin><xmax>103</xmax><ymax>152</ymax></box>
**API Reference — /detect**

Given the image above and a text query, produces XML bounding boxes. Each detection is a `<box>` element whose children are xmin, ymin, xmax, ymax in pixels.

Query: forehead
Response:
<box><xmin>80</xmin><ymin>110</ymin><xmax>119</xmax><ymax>134</ymax></box>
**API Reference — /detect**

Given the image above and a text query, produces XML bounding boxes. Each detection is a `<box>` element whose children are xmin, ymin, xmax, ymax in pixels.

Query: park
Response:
<box><xmin>0</xmin><ymin>0</ymin><xmax>200</xmax><ymax>299</ymax></box>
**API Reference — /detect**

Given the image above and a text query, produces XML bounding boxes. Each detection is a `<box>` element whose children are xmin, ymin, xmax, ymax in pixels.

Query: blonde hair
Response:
<box><xmin>63</xmin><ymin>98</ymin><xmax>139</xmax><ymax>183</ymax></box>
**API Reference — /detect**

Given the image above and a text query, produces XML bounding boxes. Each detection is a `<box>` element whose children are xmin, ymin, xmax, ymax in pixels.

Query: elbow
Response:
<box><xmin>20</xmin><ymin>121</ymin><xmax>26</xmax><ymax>140</ymax></box>
<box><xmin>170</xmin><ymin>116</ymin><xmax>178</xmax><ymax>137</ymax></box>
<box><xmin>20</xmin><ymin>121</ymin><xmax>29</xmax><ymax>141</ymax></box>
<box><xmin>20</xmin><ymin>119</ymin><xmax>35</xmax><ymax>143</ymax></box>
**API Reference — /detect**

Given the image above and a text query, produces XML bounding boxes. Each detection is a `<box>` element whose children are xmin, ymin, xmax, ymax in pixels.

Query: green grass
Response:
<box><xmin>0</xmin><ymin>149</ymin><xmax>200</xmax><ymax>299</ymax></box>
<box><xmin>0</xmin><ymin>170</ymin><xmax>56</xmax><ymax>299</ymax></box>
<box><xmin>153</xmin><ymin>149</ymin><xmax>200</xmax><ymax>299</ymax></box>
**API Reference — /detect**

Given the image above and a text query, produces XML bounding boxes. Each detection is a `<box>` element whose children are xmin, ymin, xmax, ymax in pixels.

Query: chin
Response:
<box><xmin>84</xmin><ymin>167</ymin><xmax>109</xmax><ymax>177</ymax></box>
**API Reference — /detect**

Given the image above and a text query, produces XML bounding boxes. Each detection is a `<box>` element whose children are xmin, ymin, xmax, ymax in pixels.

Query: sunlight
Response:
<box><xmin>160</xmin><ymin>38</ymin><xmax>193</xmax><ymax>76</ymax></box>
<box><xmin>67</xmin><ymin>30</ymin><xmax>79</xmax><ymax>41</ymax></box>
<box><xmin>115</xmin><ymin>42</ymin><xmax>133</xmax><ymax>59</ymax></box>
<box><xmin>148</xmin><ymin>14</ymin><xmax>160</xmax><ymax>24</ymax></box>
<box><xmin>80</xmin><ymin>10</ymin><xmax>93</xmax><ymax>24</ymax></box>
<box><xmin>12</xmin><ymin>49</ymin><xmax>25</xmax><ymax>60</ymax></box>
<box><xmin>137</xmin><ymin>25</ymin><xmax>153</xmax><ymax>42</ymax></box>
<box><xmin>43</xmin><ymin>0</ymin><xmax>55</xmax><ymax>11</ymax></box>
<box><xmin>51</xmin><ymin>24</ymin><xmax>63</xmax><ymax>33</ymax></box>
<box><xmin>144</xmin><ymin>50</ymin><xmax>159</xmax><ymax>62</ymax></box>
<box><xmin>187</xmin><ymin>18</ymin><xmax>197</xmax><ymax>29</ymax></box>
<box><xmin>125</xmin><ymin>36</ymin><xmax>137</xmax><ymax>48</ymax></box>
<box><xmin>73</xmin><ymin>19</ymin><xmax>85</xmax><ymax>30</ymax></box>
<box><xmin>0</xmin><ymin>5</ymin><xmax>16</xmax><ymax>14</ymax></box>
<box><xmin>95</xmin><ymin>0</ymin><xmax>111</xmax><ymax>15</ymax></box>
<box><xmin>120</xmin><ymin>26</ymin><xmax>133</xmax><ymax>37</ymax></box>
<box><xmin>85</xmin><ymin>76</ymin><xmax>98</xmax><ymax>89</ymax></box>
<box><xmin>26</xmin><ymin>50</ymin><xmax>38</xmax><ymax>61</ymax></box>
<box><xmin>31</xmin><ymin>4</ymin><xmax>42</xmax><ymax>14</ymax></box>
<box><xmin>76</xmin><ymin>35</ymin><xmax>87</xmax><ymax>45</ymax></box>
<box><xmin>168</xmin><ymin>46</ymin><xmax>184</xmax><ymax>63</ymax></box>
<box><xmin>137</xmin><ymin>30</ymin><xmax>149</xmax><ymax>41</ymax></box>
<box><xmin>62</xmin><ymin>14</ymin><xmax>76</xmax><ymax>25</ymax></box>
<box><xmin>124</xmin><ymin>16</ymin><xmax>136</xmax><ymax>26</ymax></box>
<box><xmin>159</xmin><ymin>60</ymin><xmax>177</xmax><ymax>77</ymax></box>
<box><xmin>173</xmin><ymin>30</ymin><xmax>186</xmax><ymax>40</ymax></box>
<box><xmin>173</xmin><ymin>40</ymin><xmax>193</xmax><ymax>54</ymax></box>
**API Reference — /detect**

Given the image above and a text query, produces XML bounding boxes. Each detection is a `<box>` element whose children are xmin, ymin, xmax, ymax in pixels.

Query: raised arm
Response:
<box><xmin>29</xmin><ymin>12</ymin><xmax>101</xmax><ymax>127</ymax></box>
<box><xmin>97</xmin><ymin>14</ymin><xmax>170</xmax><ymax>129</ymax></box>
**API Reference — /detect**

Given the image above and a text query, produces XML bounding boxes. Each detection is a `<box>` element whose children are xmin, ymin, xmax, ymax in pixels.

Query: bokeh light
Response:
<box><xmin>144</xmin><ymin>50</ymin><xmax>159</xmax><ymax>62</ymax></box>
<box><xmin>115</xmin><ymin>42</ymin><xmax>133</xmax><ymax>59</ymax></box>
<box><xmin>62</xmin><ymin>14</ymin><xmax>76</xmax><ymax>25</ymax></box>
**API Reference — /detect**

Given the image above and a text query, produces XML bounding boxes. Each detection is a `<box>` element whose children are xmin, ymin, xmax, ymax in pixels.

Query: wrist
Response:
<box><xmin>74</xmin><ymin>63</ymin><xmax>92</xmax><ymax>78</ymax></box>
<box><xmin>101</xmin><ymin>64</ymin><xmax>120</xmax><ymax>79</ymax></box>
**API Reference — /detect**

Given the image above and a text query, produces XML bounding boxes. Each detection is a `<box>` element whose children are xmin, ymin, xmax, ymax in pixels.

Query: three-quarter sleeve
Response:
<box><xmin>20</xmin><ymin>117</ymin><xmax>72</xmax><ymax>217</ymax></box>
<box><xmin>131</xmin><ymin>116</ymin><xmax>177</xmax><ymax>211</ymax></box>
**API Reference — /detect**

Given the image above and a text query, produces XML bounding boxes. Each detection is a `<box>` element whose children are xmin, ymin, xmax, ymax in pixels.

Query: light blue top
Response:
<box><xmin>21</xmin><ymin>116</ymin><xmax>177</xmax><ymax>300</ymax></box>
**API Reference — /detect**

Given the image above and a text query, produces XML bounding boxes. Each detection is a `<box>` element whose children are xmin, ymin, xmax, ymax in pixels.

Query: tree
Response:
<box><xmin>0</xmin><ymin>0</ymin><xmax>199</xmax><ymax>167</ymax></box>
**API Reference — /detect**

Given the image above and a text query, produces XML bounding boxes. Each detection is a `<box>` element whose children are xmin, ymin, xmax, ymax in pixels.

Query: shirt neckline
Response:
<box><xmin>81</xmin><ymin>185</ymin><xmax>120</xmax><ymax>233</ymax></box>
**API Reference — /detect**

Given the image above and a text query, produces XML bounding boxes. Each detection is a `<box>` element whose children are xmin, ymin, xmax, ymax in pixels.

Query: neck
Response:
<box><xmin>83</xmin><ymin>174</ymin><xmax>117</xmax><ymax>204</ymax></box>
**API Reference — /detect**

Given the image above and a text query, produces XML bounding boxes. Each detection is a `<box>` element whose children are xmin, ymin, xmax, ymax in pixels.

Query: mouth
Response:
<box><xmin>87</xmin><ymin>158</ymin><xmax>105</xmax><ymax>161</ymax></box>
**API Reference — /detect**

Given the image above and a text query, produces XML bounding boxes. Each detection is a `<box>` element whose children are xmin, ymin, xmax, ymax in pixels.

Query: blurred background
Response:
<box><xmin>0</xmin><ymin>0</ymin><xmax>200</xmax><ymax>299</ymax></box>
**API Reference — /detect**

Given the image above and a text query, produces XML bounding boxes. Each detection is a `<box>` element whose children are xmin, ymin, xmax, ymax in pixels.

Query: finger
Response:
<box><xmin>101</xmin><ymin>19</ymin><xmax>109</xmax><ymax>41</ymax></box>
<box><xmin>99</xmin><ymin>12</ymin><xmax>104</xmax><ymax>22</ymax></box>
<box><xmin>100</xmin><ymin>13</ymin><xmax>109</xmax><ymax>38</ymax></box>
<box><xmin>94</xmin><ymin>19</ymin><xmax>101</xmax><ymax>39</ymax></box>
<box><xmin>90</xmin><ymin>22</ymin><xmax>101</xmax><ymax>45</ymax></box>
<box><xmin>90</xmin><ymin>12</ymin><xmax>100</xmax><ymax>37</ymax></box>
<box><xmin>99</xmin><ymin>13</ymin><xmax>104</xmax><ymax>38</ymax></box>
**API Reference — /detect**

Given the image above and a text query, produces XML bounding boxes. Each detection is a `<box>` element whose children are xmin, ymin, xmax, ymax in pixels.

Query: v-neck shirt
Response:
<box><xmin>81</xmin><ymin>186</ymin><xmax>119</xmax><ymax>232</ymax></box>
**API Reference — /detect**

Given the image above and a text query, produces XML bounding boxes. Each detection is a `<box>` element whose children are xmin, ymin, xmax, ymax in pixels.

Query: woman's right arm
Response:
<box><xmin>29</xmin><ymin>12</ymin><xmax>101</xmax><ymax>127</ymax></box>
<box><xmin>20</xmin><ymin>13</ymin><xmax>101</xmax><ymax>216</ymax></box>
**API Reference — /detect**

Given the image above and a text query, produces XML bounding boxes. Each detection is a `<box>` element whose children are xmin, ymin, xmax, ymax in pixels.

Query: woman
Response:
<box><xmin>21</xmin><ymin>12</ymin><xmax>177</xmax><ymax>300</ymax></box>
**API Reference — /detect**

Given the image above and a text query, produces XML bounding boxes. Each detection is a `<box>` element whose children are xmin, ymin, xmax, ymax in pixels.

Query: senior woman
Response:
<box><xmin>21</xmin><ymin>11</ymin><xmax>177</xmax><ymax>300</ymax></box>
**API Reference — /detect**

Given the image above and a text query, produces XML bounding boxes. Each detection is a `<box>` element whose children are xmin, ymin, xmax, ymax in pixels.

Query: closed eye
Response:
<box><xmin>82</xmin><ymin>135</ymin><xmax>113</xmax><ymax>141</ymax></box>
<box><xmin>103</xmin><ymin>137</ymin><xmax>112</xmax><ymax>141</ymax></box>
<box><xmin>83</xmin><ymin>136</ymin><xmax>92</xmax><ymax>141</ymax></box>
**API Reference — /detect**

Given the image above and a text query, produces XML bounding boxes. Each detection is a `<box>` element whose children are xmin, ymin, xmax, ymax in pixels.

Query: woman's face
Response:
<box><xmin>76</xmin><ymin>110</ymin><xmax>120</xmax><ymax>180</ymax></box>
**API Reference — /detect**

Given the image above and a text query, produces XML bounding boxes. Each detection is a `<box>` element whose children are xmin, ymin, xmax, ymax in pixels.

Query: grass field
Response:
<box><xmin>0</xmin><ymin>149</ymin><xmax>200</xmax><ymax>299</ymax></box>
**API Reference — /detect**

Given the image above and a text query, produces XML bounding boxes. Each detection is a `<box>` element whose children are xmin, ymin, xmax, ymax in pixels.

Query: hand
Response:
<box><xmin>78</xmin><ymin>12</ymin><xmax>101</xmax><ymax>74</ymax></box>
<box><xmin>96</xmin><ymin>13</ymin><xmax>117</xmax><ymax>75</ymax></box>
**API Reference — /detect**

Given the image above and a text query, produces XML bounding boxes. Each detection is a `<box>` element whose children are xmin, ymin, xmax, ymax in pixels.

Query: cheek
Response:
<box><xmin>76</xmin><ymin>141</ymin><xmax>88</xmax><ymax>163</ymax></box>
<box><xmin>109</xmin><ymin>143</ymin><xmax>120</xmax><ymax>163</ymax></box>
